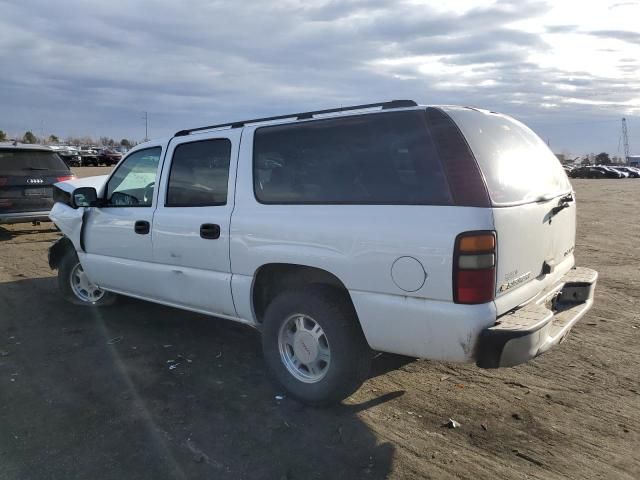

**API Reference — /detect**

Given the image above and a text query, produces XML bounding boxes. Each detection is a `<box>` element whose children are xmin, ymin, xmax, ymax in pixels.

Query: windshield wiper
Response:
<box><xmin>22</xmin><ymin>167</ymin><xmax>49</xmax><ymax>171</ymax></box>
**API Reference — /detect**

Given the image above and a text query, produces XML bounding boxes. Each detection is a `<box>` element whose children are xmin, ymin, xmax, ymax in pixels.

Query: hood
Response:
<box><xmin>54</xmin><ymin>175</ymin><xmax>108</xmax><ymax>194</ymax></box>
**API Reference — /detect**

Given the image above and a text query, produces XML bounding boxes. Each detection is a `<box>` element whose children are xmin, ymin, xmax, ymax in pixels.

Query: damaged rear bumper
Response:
<box><xmin>476</xmin><ymin>267</ymin><xmax>598</xmax><ymax>368</ymax></box>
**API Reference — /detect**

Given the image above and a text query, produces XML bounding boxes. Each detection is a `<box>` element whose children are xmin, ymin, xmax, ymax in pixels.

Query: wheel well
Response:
<box><xmin>252</xmin><ymin>264</ymin><xmax>355</xmax><ymax>324</ymax></box>
<box><xmin>48</xmin><ymin>236</ymin><xmax>75</xmax><ymax>270</ymax></box>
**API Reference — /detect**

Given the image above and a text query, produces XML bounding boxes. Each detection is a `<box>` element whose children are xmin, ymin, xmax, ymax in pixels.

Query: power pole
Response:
<box><xmin>143</xmin><ymin>112</ymin><xmax>149</xmax><ymax>142</ymax></box>
<box><xmin>621</xmin><ymin>118</ymin><xmax>630</xmax><ymax>164</ymax></box>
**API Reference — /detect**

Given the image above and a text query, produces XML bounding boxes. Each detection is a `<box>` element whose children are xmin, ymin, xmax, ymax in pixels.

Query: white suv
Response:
<box><xmin>48</xmin><ymin>100</ymin><xmax>597</xmax><ymax>405</ymax></box>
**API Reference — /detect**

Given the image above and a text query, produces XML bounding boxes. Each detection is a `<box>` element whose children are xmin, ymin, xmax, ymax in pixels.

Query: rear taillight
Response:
<box><xmin>56</xmin><ymin>175</ymin><xmax>76</xmax><ymax>182</ymax></box>
<box><xmin>453</xmin><ymin>231</ymin><xmax>496</xmax><ymax>304</ymax></box>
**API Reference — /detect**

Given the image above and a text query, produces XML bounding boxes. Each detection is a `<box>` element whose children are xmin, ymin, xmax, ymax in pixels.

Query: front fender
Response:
<box><xmin>48</xmin><ymin>202</ymin><xmax>84</xmax><ymax>251</ymax></box>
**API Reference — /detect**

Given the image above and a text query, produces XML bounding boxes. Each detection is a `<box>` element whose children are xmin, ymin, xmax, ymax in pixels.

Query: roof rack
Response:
<box><xmin>174</xmin><ymin>99</ymin><xmax>418</xmax><ymax>137</ymax></box>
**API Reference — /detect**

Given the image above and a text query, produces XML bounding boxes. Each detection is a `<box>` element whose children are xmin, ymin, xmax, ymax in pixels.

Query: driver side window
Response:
<box><xmin>106</xmin><ymin>147</ymin><xmax>161</xmax><ymax>207</ymax></box>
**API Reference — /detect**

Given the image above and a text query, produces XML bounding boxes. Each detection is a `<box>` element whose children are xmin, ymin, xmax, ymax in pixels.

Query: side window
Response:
<box><xmin>253</xmin><ymin>111</ymin><xmax>453</xmax><ymax>205</ymax></box>
<box><xmin>166</xmin><ymin>139</ymin><xmax>231</xmax><ymax>207</ymax></box>
<box><xmin>106</xmin><ymin>147</ymin><xmax>161</xmax><ymax>207</ymax></box>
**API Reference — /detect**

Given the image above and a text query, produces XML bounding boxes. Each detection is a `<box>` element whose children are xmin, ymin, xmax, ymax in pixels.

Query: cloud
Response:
<box><xmin>0</xmin><ymin>0</ymin><xmax>638</xmax><ymax>154</ymax></box>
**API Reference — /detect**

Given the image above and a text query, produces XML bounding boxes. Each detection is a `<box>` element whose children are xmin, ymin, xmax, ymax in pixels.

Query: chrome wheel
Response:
<box><xmin>70</xmin><ymin>263</ymin><xmax>105</xmax><ymax>303</ymax></box>
<box><xmin>278</xmin><ymin>314</ymin><xmax>331</xmax><ymax>383</ymax></box>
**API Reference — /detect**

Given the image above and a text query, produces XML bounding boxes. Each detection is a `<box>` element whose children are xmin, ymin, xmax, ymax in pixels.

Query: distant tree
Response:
<box><xmin>48</xmin><ymin>134</ymin><xmax>59</xmax><ymax>144</ymax></box>
<box><xmin>0</xmin><ymin>130</ymin><xmax>7</xmax><ymax>142</ymax></box>
<box><xmin>99</xmin><ymin>136</ymin><xmax>116</xmax><ymax>147</ymax></box>
<box><xmin>580</xmin><ymin>157</ymin><xmax>591</xmax><ymax>165</ymax></box>
<box><xmin>120</xmin><ymin>138</ymin><xmax>132</xmax><ymax>148</ymax></box>
<box><xmin>595</xmin><ymin>152</ymin><xmax>611</xmax><ymax>165</ymax></box>
<box><xmin>23</xmin><ymin>131</ymin><xmax>38</xmax><ymax>144</ymax></box>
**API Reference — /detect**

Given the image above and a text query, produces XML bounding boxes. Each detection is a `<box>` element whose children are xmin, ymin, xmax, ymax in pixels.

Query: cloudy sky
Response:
<box><xmin>1</xmin><ymin>0</ymin><xmax>639</xmax><ymax>155</ymax></box>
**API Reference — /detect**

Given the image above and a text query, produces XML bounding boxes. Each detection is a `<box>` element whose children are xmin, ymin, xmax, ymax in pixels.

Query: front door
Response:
<box><xmin>151</xmin><ymin>132</ymin><xmax>239</xmax><ymax>317</ymax></box>
<box><xmin>81</xmin><ymin>145</ymin><xmax>163</xmax><ymax>299</ymax></box>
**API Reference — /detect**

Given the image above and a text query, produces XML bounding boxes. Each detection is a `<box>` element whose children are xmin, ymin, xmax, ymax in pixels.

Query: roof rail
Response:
<box><xmin>174</xmin><ymin>99</ymin><xmax>418</xmax><ymax>137</ymax></box>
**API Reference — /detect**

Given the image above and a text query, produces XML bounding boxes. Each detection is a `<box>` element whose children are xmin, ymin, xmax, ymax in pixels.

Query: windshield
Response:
<box><xmin>443</xmin><ymin>107</ymin><xmax>571</xmax><ymax>206</ymax></box>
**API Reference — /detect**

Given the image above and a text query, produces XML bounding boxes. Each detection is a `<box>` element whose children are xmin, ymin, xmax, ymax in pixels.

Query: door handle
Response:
<box><xmin>200</xmin><ymin>223</ymin><xmax>220</xmax><ymax>240</ymax></box>
<box><xmin>134</xmin><ymin>220</ymin><xmax>150</xmax><ymax>235</ymax></box>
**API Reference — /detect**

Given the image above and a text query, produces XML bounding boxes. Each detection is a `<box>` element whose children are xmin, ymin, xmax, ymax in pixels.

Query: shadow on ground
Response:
<box><xmin>0</xmin><ymin>277</ymin><xmax>396</xmax><ymax>480</ymax></box>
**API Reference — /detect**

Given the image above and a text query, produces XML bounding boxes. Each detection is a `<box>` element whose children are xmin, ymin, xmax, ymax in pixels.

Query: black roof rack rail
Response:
<box><xmin>174</xmin><ymin>99</ymin><xmax>418</xmax><ymax>137</ymax></box>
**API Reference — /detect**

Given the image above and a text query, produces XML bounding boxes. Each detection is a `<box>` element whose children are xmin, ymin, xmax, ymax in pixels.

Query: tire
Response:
<box><xmin>58</xmin><ymin>250</ymin><xmax>116</xmax><ymax>307</ymax></box>
<box><xmin>261</xmin><ymin>285</ymin><xmax>370</xmax><ymax>406</ymax></box>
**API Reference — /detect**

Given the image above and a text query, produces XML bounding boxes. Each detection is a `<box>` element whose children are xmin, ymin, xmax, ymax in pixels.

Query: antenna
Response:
<box><xmin>621</xmin><ymin>118</ymin><xmax>630</xmax><ymax>164</ymax></box>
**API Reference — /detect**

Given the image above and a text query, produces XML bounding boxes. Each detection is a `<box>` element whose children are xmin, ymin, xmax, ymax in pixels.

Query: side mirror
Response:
<box><xmin>72</xmin><ymin>187</ymin><xmax>99</xmax><ymax>208</ymax></box>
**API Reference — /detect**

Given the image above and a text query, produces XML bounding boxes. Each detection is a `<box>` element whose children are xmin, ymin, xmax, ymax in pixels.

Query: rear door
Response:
<box><xmin>151</xmin><ymin>131</ymin><xmax>239</xmax><ymax>317</ymax></box>
<box><xmin>0</xmin><ymin>148</ymin><xmax>73</xmax><ymax>216</ymax></box>
<box><xmin>442</xmin><ymin>107</ymin><xmax>575</xmax><ymax>315</ymax></box>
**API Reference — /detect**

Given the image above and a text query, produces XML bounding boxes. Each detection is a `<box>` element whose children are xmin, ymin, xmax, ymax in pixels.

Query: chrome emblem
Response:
<box><xmin>499</xmin><ymin>271</ymin><xmax>532</xmax><ymax>292</ymax></box>
<box><xmin>27</xmin><ymin>178</ymin><xmax>44</xmax><ymax>184</ymax></box>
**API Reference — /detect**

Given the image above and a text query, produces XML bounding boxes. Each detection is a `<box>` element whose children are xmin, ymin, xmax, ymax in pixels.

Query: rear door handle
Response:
<box><xmin>200</xmin><ymin>223</ymin><xmax>220</xmax><ymax>240</ymax></box>
<box><xmin>134</xmin><ymin>220</ymin><xmax>150</xmax><ymax>235</ymax></box>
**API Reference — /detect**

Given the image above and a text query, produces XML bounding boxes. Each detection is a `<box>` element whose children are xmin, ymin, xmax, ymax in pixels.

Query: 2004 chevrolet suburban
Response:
<box><xmin>48</xmin><ymin>100</ymin><xmax>597</xmax><ymax>405</ymax></box>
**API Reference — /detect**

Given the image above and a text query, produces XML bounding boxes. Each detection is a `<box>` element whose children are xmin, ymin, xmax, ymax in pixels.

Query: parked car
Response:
<box><xmin>79</xmin><ymin>146</ymin><xmax>99</xmax><ymax>166</ymax></box>
<box><xmin>47</xmin><ymin>101</ymin><xmax>597</xmax><ymax>405</ymax></box>
<box><xmin>570</xmin><ymin>166</ymin><xmax>621</xmax><ymax>178</ymax></box>
<box><xmin>610</xmin><ymin>166</ymin><xmax>640</xmax><ymax>178</ymax></box>
<box><xmin>0</xmin><ymin>143</ymin><xmax>75</xmax><ymax>224</ymax></box>
<box><xmin>50</xmin><ymin>145</ymin><xmax>82</xmax><ymax>167</ymax></box>
<box><xmin>594</xmin><ymin>166</ymin><xmax>625</xmax><ymax>178</ymax></box>
<box><xmin>569</xmin><ymin>166</ymin><xmax>598</xmax><ymax>178</ymax></box>
<box><xmin>97</xmin><ymin>148</ymin><xmax>122</xmax><ymax>166</ymax></box>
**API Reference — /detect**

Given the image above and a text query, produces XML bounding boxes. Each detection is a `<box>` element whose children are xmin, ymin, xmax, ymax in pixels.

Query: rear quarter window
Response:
<box><xmin>253</xmin><ymin>111</ymin><xmax>453</xmax><ymax>205</ymax></box>
<box><xmin>443</xmin><ymin>108</ymin><xmax>571</xmax><ymax>206</ymax></box>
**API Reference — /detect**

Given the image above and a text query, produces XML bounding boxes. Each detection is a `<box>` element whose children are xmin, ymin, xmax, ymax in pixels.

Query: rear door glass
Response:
<box><xmin>0</xmin><ymin>150</ymin><xmax>68</xmax><ymax>172</ymax></box>
<box><xmin>253</xmin><ymin>111</ymin><xmax>453</xmax><ymax>205</ymax></box>
<box><xmin>443</xmin><ymin>108</ymin><xmax>571</xmax><ymax>206</ymax></box>
<box><xmin>166</xmin><ymin>139</ymin><xmax>231</xmax><ymax>207</ymax></box>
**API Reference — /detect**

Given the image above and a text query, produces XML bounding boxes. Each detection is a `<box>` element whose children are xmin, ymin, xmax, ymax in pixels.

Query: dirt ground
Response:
<box><xmin>0</xmin><ymin>169</ymin><xmax>638</xmax><ymax>479</ymax></box>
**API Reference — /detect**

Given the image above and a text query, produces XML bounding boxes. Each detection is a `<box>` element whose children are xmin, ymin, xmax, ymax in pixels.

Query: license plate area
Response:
<box><xmin>24</xmin><ymin>187</ymin><xmax>48</xmax><ymax>196</ymax></box>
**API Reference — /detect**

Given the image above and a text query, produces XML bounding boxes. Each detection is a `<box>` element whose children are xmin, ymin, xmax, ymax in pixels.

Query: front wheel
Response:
<box><xmin>261</xmin><ymin>286</ymin><xmax>370</xmax><ymax>406</ymax></box>
<box><xmin>58</xmin><ymin>250</ymin><xmax>116</xmax><ymax>307</ymax></box>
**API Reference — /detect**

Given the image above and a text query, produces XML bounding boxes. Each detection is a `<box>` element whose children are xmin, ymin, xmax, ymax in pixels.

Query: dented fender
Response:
<box><xmin>48</xmin><ymin>175</ymin><xmax>108</xmax><ymax>252</ymax></box>
<box><xmin>49</xmin><ymin>202</ymin><xmax>85</xmax><ymax>251</ymax></box>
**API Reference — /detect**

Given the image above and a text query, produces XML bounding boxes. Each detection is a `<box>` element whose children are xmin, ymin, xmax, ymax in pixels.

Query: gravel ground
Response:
<box><xmin>0</xmin><ymin>172</ymin><xmax>638</xmax><ymax>479</ymax></box>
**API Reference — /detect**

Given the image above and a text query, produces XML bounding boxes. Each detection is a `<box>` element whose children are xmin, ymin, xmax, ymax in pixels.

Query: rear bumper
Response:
<box><xmin>476</xmin><ymin>267</ymin><xmax>598</xmax><ymax>368</ymax></box>
<box><xmin>0</xmin><ymin>211</ymin><xmax>52</xmax><ymax>224</ymax></box>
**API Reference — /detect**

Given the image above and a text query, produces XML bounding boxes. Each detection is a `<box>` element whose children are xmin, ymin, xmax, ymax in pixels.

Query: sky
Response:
<box><xmin>0</xmin><ymin>0</ymin><xmax>639</xmax><ymax>156</ymax></box>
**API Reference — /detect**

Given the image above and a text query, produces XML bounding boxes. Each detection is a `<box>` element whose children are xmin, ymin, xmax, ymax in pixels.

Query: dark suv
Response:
<box><xmin>0</xmin><ymin>144</ymin><xmax>75</xmax><ymax>224</ymax></box>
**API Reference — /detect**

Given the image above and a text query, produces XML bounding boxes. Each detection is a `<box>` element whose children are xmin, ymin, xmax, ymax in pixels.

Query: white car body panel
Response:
<box><xmin>150</xmin><ymin>130</ymin><xmax>241</xmax><ymax>317</ymax></box>
<box><xmin>76</xmin><ymin>141</ymin><xmax>164</xmax><ymax>298</ymax></box>
<box><xmin>54</xmin><ymin>175</ymin><xmax>108</xmax><ymax>194</ymax></box>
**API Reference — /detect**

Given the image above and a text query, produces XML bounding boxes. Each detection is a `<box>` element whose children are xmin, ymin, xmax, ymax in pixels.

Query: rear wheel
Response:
<box><xmin>58</xmin><ymin>250</ymin><xmax>116</xmax><ymax>307</ymax></box>
<box><xmin>261</xmin><ymin>286</ymin><xmax>370</xmax><ymax>406</ymax></box>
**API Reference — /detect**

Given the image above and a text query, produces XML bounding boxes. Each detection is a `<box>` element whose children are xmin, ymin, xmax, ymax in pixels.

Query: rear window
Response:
<box><xmin>253</xmin><ymin>111</ymin><xmax>453</xmax><ymax>205</ymax></box>
<box><xmin>444</xmin><ymin>108</ymin><xmax>571</xmax><ymax>206</ymax></box>
<box><xmin>0</xmin><ymin>149</ymin><xmax>68</xmax><ymax>172</ymax></box>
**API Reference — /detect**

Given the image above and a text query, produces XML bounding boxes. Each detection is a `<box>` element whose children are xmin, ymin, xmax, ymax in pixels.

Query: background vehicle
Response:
<box><xmin>50</xmin><ymin>145</ymin><xmax>82</xmax><ymax>167</ymax></box>
<box><xmin>0</xmin><ymin>144</ymin><xmax>75</xmax><ymax>224</ymax></box>
<box><xmin>79</xmin><ymin>146</ymin><xmax>99</xmax><ymax>166</ymax></box>
<box><xmin>610</xmin><ymin>166</ymin><xmax>640</xmax><ymax>178</ymax></box>
<box><xmin>97</xmin><ymin>148</ymin><xmax>122</xmax><ymax>166</ymax></box>
<box><xmin>48</xmin><ymin>101</ymin><xmax>596</xmax><ymax>405</ymax></box>
<box><xmin>570</xmin><ymin>166</ymin><xmax>622</xmax><ymax>178</ymax></box>
<box><xmin>595</xmin><ymin>166</ymin><xmax>625</xmax><ymax>178</ymax></box>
